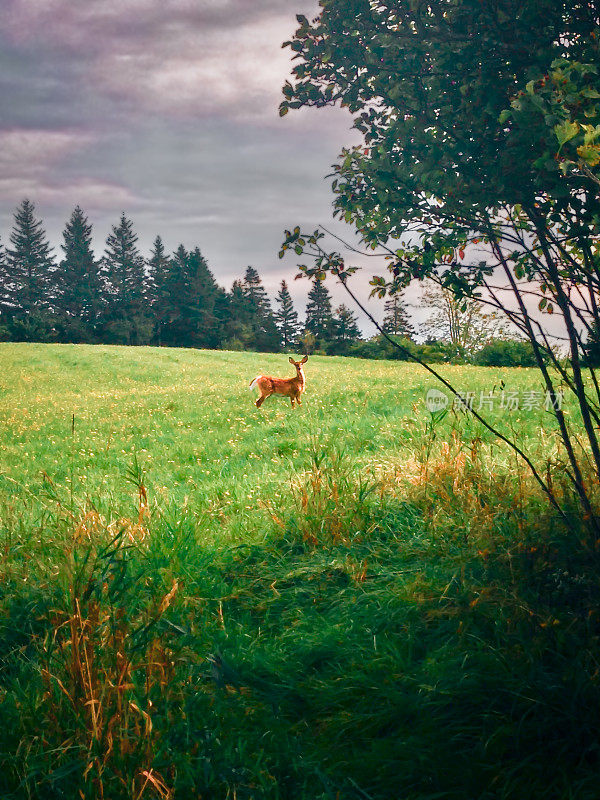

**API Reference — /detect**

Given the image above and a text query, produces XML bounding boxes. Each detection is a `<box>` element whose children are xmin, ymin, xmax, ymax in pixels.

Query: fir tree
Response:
<box><xmin>327</xmin><ymin>304</ymin><xmax>362</xmax><ymax>354</ymax></box>
<box><xmin>55</xmin><ymin>206</ymin><xmax>103</xmax><ymax>342</ymax></box>
<box><xmin>274</xmin><ymin>280</ymin><xmax>300</xmax><ymax>349</ymax></box>
<box><xmin>242</xmin><ymin>266</ymin><xmax>271</xmax><ymax>314</ymax></box>
<box><xmin>3</xmin><ymin>199</ymin><xmax>55</xmax><ymax>340</ymax></box>
<box><xmin>159</xmin><ymin>245</ymin><xmax>225</xmax><ymax>348</ymax></box>
<box><xmin>0</xmin><ymin>236</ymin><xmax>9</xmax><ymax>339</ymax></box>
<box><xmin>102</xmin><ymin>213</ymin><xmax>150</xmax><ymax>345</ymax></box>
<box><xmin>169</xmin><ymin>244</ymin><xmax>191</xmax><ymax>298</ymax></box>
<box><xmin>241</xmin><ymin>266</ymin><xmax>279</xmax><ymax>351</ymax></box>
<box><xmin>184</xmin><ymin>246</ymin><xmax>223</xmax><ymax>348</ymax></box>
<box><xmin>333</xmin><ymin>304</ymin><xmax>361</xmax><ymax>342</ymax></box>
<box><xmin>382</xmin><ymin>294</ymin><xmax>415</xmax><ymax>340</ymax></box>
<box><xmin>0</xmin><ymin>234</ymin><xmax>7</xmax><ymax>315</ymax></box>
<box><xmin>305</xmin><ymin>278</ymin><xmax>334</xmax><ymax>343</ymax></box>
<box><xmin>213</xmin><ymin>282</ymin><xmax>230</xmax><ymax>346</ymax></box>
<box><xmin>147</xmin><ymin>236</ymin><xmax>172</xmax><ymax>344</ymax></box>
<box><xmin>222</xmin><ymin>279</ymin><xmax>255</xmax><ymax>350</ymax></box>
<box><xmin>147</xmin><ymin>236</ymin><xmax>170</xmax><ymax>304</ymax></box>
<box><xmin>159</xmin><ymin>244</ymin><xmax>189</xmax><ymax>346</ymax></box>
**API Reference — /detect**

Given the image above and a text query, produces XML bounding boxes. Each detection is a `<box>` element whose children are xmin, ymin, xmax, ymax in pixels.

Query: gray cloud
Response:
<box><xmin>3</xmin><ymin>0</ymin><xmax>308</xmax><ymax>121</ymax></box>
<box><xmin>0</xmin><ymin>1</ymin><xmax>382</xmax><ymax>333</ymax></box>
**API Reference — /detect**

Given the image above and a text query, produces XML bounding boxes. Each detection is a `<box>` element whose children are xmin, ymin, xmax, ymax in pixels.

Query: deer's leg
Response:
<box><xmin>256</xmin><ymin>392</ymin><xmax>270</xmax><ymax>408</ymax></box>
<box><xmin>290</xmin><ymin>397</ymin><xmax>295</xmax><ymax>408</ymax></box>
<box><xmin>296</xmin><ymin>394</ymin><xmax>302</xmax><ymax>406</ymax></box>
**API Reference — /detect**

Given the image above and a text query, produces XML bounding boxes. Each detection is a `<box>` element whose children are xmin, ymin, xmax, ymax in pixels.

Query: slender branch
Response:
<box><xmin>334</xmin><ymin>274</ymin><xmax>571</xmax><ymax>526</ymax></box>
<box><xmin>489</xmin><ymin>226</ymin><xmax>600</xmax><ymax>535</ymax></box>
<box><xmin>531</xmin><ymin>211</ymin><xmax>600</xmax><ymax>481</ymax></box>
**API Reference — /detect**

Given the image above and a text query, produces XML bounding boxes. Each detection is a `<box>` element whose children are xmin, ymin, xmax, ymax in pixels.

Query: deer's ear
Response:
<box><xmin>301</xmin><ymin>355</ymin><xmax>308</xmax><ymax>363</ymax></box>
<box><xmin>289</xmin><ymin>357</ymin><xmax>295</xmax><ymax>364</ymax></box>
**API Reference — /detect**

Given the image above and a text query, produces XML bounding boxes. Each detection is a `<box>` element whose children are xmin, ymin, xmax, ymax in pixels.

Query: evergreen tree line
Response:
<box><xmin>0</xmin><ymin>200</ymin><xmax>384</xmax><ymax>354</ymax></box>
<box><xmin>0</xmin><ymin>200</ymin><xmax>560</xmax><ymax>366</ymax></box>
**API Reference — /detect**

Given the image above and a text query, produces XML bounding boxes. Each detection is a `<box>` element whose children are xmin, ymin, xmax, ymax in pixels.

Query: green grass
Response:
<box><xmin>0</xmin><ymin>342</ymin><xmax>566</xmax><ymax>523</ymax></box>
<box><xmin>0</xmin><ymin>343</ymin><xmax>598</xmax><ymax>799</ymax></box>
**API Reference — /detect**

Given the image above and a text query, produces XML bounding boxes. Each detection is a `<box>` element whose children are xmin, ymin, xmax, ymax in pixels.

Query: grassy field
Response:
<box><xmin>0</xmin><ymin>342</ymin><xmax>565</xmax><ymax>526</ymax></box>
<box><xmin>0</xmin><ymin>343</ymin><xmax>599</xmax><ymax>799</ymax></box>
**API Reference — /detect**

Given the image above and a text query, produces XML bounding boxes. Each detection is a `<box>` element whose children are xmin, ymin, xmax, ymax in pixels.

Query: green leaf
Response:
<box><xmin>554</xmin><ymin>120</ymin><xmax>579</xmax><ymax>147</ymax></box>
<box><xmin>583</xmin><ymin>124</ymin><xmax>600</xmax><ymax>144</ymax></box>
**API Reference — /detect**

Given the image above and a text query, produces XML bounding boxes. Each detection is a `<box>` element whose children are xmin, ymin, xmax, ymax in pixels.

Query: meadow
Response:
<box><xmin>0</xmin><ymin>343</ymin><xmax>598</xmax><ymax>799</ymax></box>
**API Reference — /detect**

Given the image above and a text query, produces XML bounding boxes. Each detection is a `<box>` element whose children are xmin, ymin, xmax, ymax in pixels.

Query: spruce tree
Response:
<box><xmin>222</xmin><ymin>279</ymin><xmax>255</xmax><ymax>350</ymax></box>
<box><xmin>333</xmin><ymin>304</ymin><xmax>361</xmax><ymax>342</ymax></box>
<box><xmin>102</xmin><ymin>213</ymin><xmax>150</xmax><ymax>345</ymax></box>
<box><xmin>158</xmin><ymin>245</ymin><xmax>225</xmax><ymax>348</ymax></box>
<box><xmin>55</xmin><ymin>206</ymin><xmax>103</xmax><ymax>342</ymax></box>
<box><xmin>0</xmin><ymin>235</ymin><xmax>7</xmax><ymax>315</ymax></box>
<box><xmin>242</xmin><ymin>266</ymin><xmax>271</xmax><ymax>312</ymax></box>
<box><xmin>169</xmin><ymin>244</ymin><xmax>191</xmax><ymax>299</ymax></box>
<box><xmin>327</xmin><ymin>304</ymin><xmax>361</xmax><ymax>354</ymax></box>
<box><xmin>274</xmin><ymin>280</ymin><xmax>300</xmax><ymax>349</ymax></box>
<box><xmin>184</xmin><ymin>246</ymin><xmax>223</xmax><ymax>348</ymax></box>
<box><xmin>241</xmin><ymin>266</ymin><xmax>279</xmax><ymax>351</ymax></box>
<box><xmin>147</xmin><ymin>236</ymin><xmax>172</xmax><ymax>344</ymax></box>
<box><xmin>305</xmin><ymin>278</ymin><xmax>334</xmax><ymax>344</ymax></box>
<box><xmin>0</xmin><ymin>236</ymin><xmax>9</xmax><ymax>339</ymax></box>
<box><xmin>382</xmin><ymin>294</ymin><xmax>415</xmax><ymax>339</ymax></box>
<box><xmin>3</xmin><ymin>199</ymin><xmax>55</xmax><ymax>340</ymax></box>
<box><xmin>157</xmin><ymin>244</ymin><xmax>188</xmax><ymax>346</ymax></box>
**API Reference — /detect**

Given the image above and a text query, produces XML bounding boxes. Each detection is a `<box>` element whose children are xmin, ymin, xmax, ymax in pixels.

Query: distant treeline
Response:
<box><xmin>0</xmin><ymin>200</ymin><xmax>543</xmax><ymax>366</ymax></box>
<box><xmin>0</xmin><ymin>200</ymin><xmax>374</xmax><ymax>355</ymax></box>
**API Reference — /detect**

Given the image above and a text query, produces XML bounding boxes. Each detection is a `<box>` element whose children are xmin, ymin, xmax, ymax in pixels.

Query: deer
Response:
<box><xmin>249</xmin><ymin>355</ymin><xmax>308</xmax><ymax>408</ymax></box>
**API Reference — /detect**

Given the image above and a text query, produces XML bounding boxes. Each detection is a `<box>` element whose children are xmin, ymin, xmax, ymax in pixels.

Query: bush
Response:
<box><xmin>349</xmin><ymin>336</ymin><xmax>465</xmax><ymax>363</ymax></box>
<box><xmin>2</xmin><ymin>311</ymin><xmax>56</xmax><ymax>343</ymax></box>
<box><xmin>474</xmin><ymin>339</ymin><xmax>538</xmax><ymax>367</ymax></box>
<box><xmin>221</xmin><ymin>337</ymin><xmax>245</xmax><ymax>351</ymax></box>
<box><xmin>349</xmin><ymin>335</ymin><xmax>413</xmax><ymax>360</ymax></box>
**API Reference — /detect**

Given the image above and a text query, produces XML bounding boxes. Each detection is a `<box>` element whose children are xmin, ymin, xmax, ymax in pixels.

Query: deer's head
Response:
<box><xmin>289</xmin><ymin>355</ymin><xmax>308</xmax><ymax>372</ymax></box>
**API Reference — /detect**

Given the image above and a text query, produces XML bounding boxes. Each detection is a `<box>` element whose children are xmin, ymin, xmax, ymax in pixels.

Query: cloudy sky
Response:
<box><xmin>0</xmin><ymin>0</ymin><xmax>392</xmax><ymax>331</ymax></box>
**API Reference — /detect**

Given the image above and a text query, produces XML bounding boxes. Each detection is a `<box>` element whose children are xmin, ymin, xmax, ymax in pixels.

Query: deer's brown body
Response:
<box><xmin>249</xmin><ymin>356</ymin><xmax>308</xmax><ymax>408</ymax></box>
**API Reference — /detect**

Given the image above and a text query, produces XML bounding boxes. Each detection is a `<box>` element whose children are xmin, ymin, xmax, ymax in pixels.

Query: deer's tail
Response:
<box><xmin>249</xmin><ymin>376</ymin><xmax>261</xmax><ymax>391</ymax></box>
